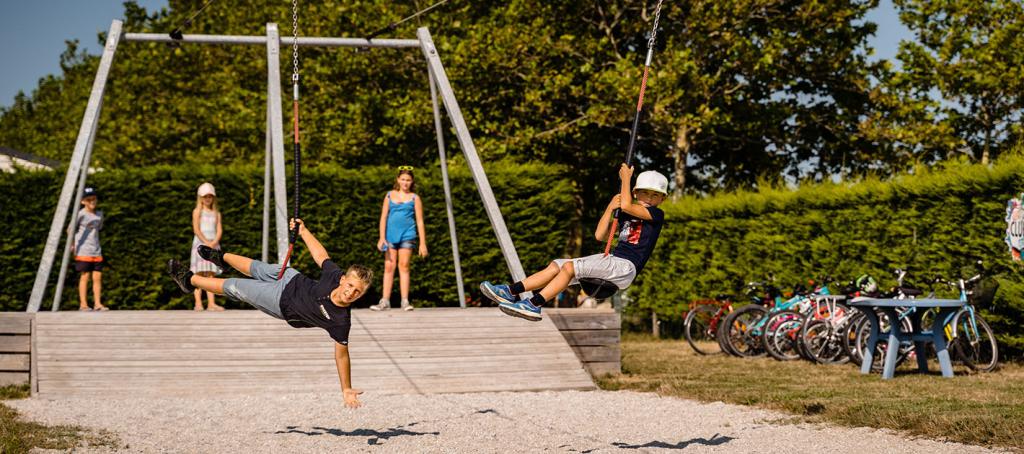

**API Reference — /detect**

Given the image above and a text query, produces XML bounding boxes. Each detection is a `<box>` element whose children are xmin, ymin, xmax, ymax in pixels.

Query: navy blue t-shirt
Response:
<box><xmin>278</xmin><ymin>260</ymin><xmax>352</xmax><ymax>345</ymax></box>
<box><xmin>611</xmin><ymin>206</ymin><xmax>665</xmax><ymax>275</ymax></box>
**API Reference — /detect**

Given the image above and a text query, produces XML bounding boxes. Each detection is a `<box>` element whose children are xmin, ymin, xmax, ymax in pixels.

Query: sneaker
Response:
<box><xmin>168</xmin><ymin>259</ymin><xmax>195</xmax><ymax>294</ymax></box>
<box><xmin>480</xmin><ymin>281</ymin><xmax>516</xmax><ymax>305</ymax></box>
<box><xmin>401</xmin><ymin>299</ymin><xmax>414</xmax><ymax>311</ymax></box>
<box><xmin>369</xmin><ymin>299</ymin><xmax>390</xmax><ymax>311</ymax></box>
<box><xmin>197</xmin><ymin>245</ymin><xmax>227</xmax><ymax>269</ymax></box>
<box><xmin>498</xmin><ymin>299</ymin><xmax>542</xmax><ymax>322</ymax></box>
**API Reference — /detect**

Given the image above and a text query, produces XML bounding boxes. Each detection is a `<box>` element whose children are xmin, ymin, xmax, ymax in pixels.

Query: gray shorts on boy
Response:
<box><xmin>222</xmin><ymin>260</ymin><xmax>300</xmax><ymax>319</ymax></box>
<box><xmin>552</xmin><ymin>253</ymin><xmax>637</xmax><ymax>290</ymax></box>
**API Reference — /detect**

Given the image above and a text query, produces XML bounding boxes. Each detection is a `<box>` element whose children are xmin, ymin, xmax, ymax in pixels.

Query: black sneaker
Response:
<box><xmin>197</xmin><ymin>245</ymin><xmax>227</xmax><ymax>269</ymax></box>
<box><xmin>168</xmin><ymin>259</ymin><xmax>195</xmax><ymax>294</ymax></box>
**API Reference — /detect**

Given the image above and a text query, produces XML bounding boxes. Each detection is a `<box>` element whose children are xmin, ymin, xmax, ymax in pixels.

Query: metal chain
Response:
<box><xmin>291</xmin><ymin>0</ymin><xmax>299</xmax><ymax>84</ymax></box>
<box><xmin>647</xmin><ymin>0</ymin><xmax>665</xmax><ymax>51</ymax></box>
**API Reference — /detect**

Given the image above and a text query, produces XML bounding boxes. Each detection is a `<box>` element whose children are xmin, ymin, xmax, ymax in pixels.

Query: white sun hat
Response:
<box><xmin>634</xmin><ymin>170</ymin><xmax>669</xmax><ymax>195</ymax></box>
<box><xmin>197</xmin><ymin>182</ymin><xmax>216</xmax><ymax>197</ymax></box>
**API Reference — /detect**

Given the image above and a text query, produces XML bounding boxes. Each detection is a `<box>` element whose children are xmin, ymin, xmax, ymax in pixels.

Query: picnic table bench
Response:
<box><xmin>848</xmin><ymin>297</ymin><xmax>965</xmax><ymax>379</ymax></box>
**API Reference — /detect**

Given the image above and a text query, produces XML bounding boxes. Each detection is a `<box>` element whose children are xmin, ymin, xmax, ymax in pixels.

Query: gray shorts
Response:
<box><xmin>552</xmin><ymin>253</ymin><xmax>637</xmax><ymax>290</ymax></box>
<box><xmin>222</xmin><ymin>260</ymin><xmax>299</xmax><ymax>320</ymax></box>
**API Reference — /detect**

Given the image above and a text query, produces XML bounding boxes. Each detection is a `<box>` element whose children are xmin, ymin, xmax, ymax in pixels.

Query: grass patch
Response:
<box><xmin>0</xmin><ymin>384</ymin><xmax>120</xmax><ymax>452</ymax></box>
<box><xmin>597</xmin><ymin>334</ymin><xmax>1024</xmax><ymax>450</ymax></box>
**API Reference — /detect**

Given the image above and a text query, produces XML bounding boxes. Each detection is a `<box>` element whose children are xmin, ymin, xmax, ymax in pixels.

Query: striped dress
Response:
<box><xmin>190</xmin><ymin>209</ymin><xmax>223</xmax><ymax>274</ymax></box>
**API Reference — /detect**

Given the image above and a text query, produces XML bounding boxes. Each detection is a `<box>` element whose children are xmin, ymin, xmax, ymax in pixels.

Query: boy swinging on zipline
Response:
<box><xmin>481</xmin><ymin>164</ymin><xmax>668</xmax><ymax>321</ymax></box>
<box><xmin>167</xmin><ymin>219</ymin><xmax>371</xmax><ymax>408</ymax></box>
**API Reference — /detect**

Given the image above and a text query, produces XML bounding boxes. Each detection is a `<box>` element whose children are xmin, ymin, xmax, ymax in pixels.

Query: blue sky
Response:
<box><xmin>0</xmin><ymin>0</ymin><xmax>913</xmax><ymax>110</ymax></box>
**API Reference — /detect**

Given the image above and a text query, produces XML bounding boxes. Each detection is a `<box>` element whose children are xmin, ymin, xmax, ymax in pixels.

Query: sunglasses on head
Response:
<box><xmin>397</xmin><ymin>165</ymin><xmax>415</xmax><ymax>171</ymax></box>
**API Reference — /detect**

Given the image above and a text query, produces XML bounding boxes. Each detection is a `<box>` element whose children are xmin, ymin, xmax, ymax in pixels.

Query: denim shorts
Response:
<box><xmin>389</xmin><ymin>240</ymin><xmax>418</xmax><ymax>250</ymax></box>
<box><xmin>222</xmin><ymin>260</ymin><xmax>299</xmax><ymax>319</ymax></box>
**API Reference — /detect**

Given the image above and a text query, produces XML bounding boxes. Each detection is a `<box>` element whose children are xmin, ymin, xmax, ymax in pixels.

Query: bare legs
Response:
<box><xmin>78</xmin><ymin>271</ymin><xmax>105</xmax><ymax>310</ymax></box>
<box><xmin>378</xmin><ymin>248</ymin><xmax>414</xmax><ymax>309</ymax></box>
<box><xmin>193</xmin><ymin>271</ymin><xmax>225</xmax><ymax>311</ymax></box>
<box><xmin>78</xmin><ymin>272</ymin><xmax>90</xmax><ymax>310</ymax></box>
<box><xmin>398</xmin><ymin>248</ymin><xmax>412</xmax><ymax>302</ymax></box>
<box><xmin>381</xmin><ymin>248</ymin><xmax>398</xmax><ymax>302</ymax></box>
<box><xmin>189</xmin><ymin>253</ymin><xmax>253</xmax><ymax>299</ymax></box>
<box><xmin>518</xmin><ymin>261</ymin><xmax>575</xmax><ymax>302</ymax></box>
<box><xmin>223</xmin><ymin>253</ymin><xmax>253</xmax><ymax>277</ymax></box>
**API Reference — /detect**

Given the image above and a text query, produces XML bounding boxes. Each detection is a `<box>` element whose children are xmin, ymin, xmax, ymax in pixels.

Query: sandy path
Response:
<box><xmin>10</xmin><ymin>390</ymin><xmax>1001</xmax><ymax>453</ymax></box>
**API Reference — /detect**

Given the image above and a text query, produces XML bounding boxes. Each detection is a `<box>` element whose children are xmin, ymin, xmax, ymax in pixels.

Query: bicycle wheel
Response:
<box><xmin>685</xmin><ymin>304</ymin><xmax>723</xmax><ymax>355</ymax></box>
<box><xmin>841</xmin><ymin>311</ymin><xmax>865</xmax><ymax>366</ymax></box>
<box><xmin>801</xmin><ymin>319</ymin><xmax>844</xmax><ymax>364</ymax></box>
<box><xmin>951</xmin><ymin>310</ymin><xmax>999</xmax><ymax>372</ymax></box>
<box><xmin>720</xmin><ymin>305</ymin><xmax>768</xmax><ymax>357</ymax></box>
<box><xmin>762</xmin><ymin>310</ymin><xmax>803</xmax><ymax>361</ymax></box>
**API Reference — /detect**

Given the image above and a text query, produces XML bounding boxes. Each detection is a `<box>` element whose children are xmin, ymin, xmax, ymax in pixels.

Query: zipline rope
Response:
<box><xmin>364</xmin><ymin>0</ymin><xmax>451</xmax><ymax>40</ymax></box>
<box><xmin>602</xmin><ymin>0</ymin><xmax>665</xmax><ymax>257</ymax></box>
<box><xmin>278</xmin><ymin>0</ymin><xmax>302</xmax><ymax>279</ymax></box>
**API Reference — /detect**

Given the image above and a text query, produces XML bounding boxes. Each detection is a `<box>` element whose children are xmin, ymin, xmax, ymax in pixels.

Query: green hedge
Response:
<box><xmin>1</xmin><ymin>161</ymin><xmax>574</xmax><ymax>311</ymax></box>
<box><xmin>631</xmin><ymin>157</ymin><xmax>1024</xmax><ymax>358</ymax></box>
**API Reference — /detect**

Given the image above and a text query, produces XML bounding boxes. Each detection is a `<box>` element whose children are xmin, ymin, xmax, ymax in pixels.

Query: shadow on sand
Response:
<box><xmin>275</xmin><ymin>425</ymin><xmax>441</xmax><ymax>445</ymax></box>
<box><xmin>611</xmin><ymin>433</ymin><xmax>735</xmax><ymax>450</ymax></box>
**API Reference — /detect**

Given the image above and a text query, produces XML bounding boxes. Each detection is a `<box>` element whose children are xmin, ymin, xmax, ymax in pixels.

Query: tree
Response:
<box><xmin>882</xmin><ymin>0</ymin><xmax>1024</xmax><ymax>165</ymax></box>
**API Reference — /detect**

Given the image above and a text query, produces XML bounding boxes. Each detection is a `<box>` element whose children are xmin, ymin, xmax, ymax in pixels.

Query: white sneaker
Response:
<box><xmin>400</xmin><ymin>299</ymin><xmax>414</xmax><ymax>311</ymax></box>
<box><xmin>369</xmin><ymin>299</ymin><xmax>390</xmax><ymax>311</ymax></box>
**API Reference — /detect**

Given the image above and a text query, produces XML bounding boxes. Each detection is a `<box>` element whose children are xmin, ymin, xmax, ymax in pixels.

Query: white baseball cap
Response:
<box><xmin>634</xmin><ymin>170</ymin><xmax>669</xmax><ymax>195</ymax></box>
<box><xmin>197</xmin><ymin>182</ymin><xmax>216</xmax><ymax>197</ymax></box>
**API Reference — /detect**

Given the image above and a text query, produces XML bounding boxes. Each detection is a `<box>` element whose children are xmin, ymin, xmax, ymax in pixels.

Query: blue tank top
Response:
<box><xmin>385</xmin><ymin>192</ymin><xmax>418</xmax><ymax>244</ymax></box>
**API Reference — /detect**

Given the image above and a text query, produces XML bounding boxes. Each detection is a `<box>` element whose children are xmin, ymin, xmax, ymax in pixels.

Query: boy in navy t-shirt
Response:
<box><xmin>168</xmin><ymin>219</ymin><xmax>372</xmax><ymax>408</ymax></box>
<box><xmin>481</xmin><ymin>164</ymin><xmax>668</xmax><ymax>321</ymax></box>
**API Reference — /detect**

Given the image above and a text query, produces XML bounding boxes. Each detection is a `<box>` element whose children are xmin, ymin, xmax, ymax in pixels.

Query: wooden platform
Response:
<box><xmin>0</xmin><ymin>313</ymin><xmax>32</xmax><ymax>386</ymax></box>
<box><xmin>547</xmin><ymin>309</ymin><xmax>621</xmax><ymax>376</ymax></box>
<box><xmin>31</xmin><ymin>309</ymin><xmax>596</xmax><ymax>396</ymax></box>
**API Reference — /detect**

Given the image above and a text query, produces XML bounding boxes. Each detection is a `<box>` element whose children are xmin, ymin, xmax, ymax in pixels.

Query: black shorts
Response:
<box><xmin>75</xmin><ymin>260</ymin><xmax>105</xmax><ymax>273</ymax></box>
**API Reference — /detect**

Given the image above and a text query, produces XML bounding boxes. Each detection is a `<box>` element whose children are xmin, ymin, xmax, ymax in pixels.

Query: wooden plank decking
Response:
<box><xmin>0</xmin><ymin>313</ymin><xmax>32</xmax><ymax>386</ymax></box>
<box><xmin>547</xmin><ymin>309</ymin><xmax>621</xmax><ymax>376</ymax></box>
<box><xmin>32</xmin><ymin>309</ymin><xmax>596</xmax><ymax>396</ymax></box>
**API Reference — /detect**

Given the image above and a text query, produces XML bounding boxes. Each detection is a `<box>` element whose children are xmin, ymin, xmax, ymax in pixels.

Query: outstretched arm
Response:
<box><xmin>291</xmin><ymin>218</ymin><xmax>330</xmax><ymax>268</ymax></box>
<box><xmin>334</xmin><ymin>343</ymin><xmax>362</xmax><ymax>408</ymax></box>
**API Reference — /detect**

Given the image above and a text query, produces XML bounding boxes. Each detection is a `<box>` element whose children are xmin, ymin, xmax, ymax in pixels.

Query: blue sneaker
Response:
<box><xmin>480</xmin><ymin>281</ymin><xmax>516</xmax><ymax>305</ymax></box>
<box><xmin>499</xmin><ymin>299</ymin><xmax>542</xmax><ymax>322</ymax></box>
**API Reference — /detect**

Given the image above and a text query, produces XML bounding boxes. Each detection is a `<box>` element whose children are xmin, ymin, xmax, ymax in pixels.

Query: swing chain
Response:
<box><xmin>647</xmin><ymin>0</ymin><xmax>665</xmax><ymax>51</ymax></box>
<box><xmin>291</xmin><ymin>0</ymin><xmax>299</xmax><ymax>84</ymax></box>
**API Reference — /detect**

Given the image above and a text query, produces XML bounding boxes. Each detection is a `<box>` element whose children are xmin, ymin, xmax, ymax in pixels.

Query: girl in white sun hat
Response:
<box><xmin>190</xmin><ymin>182</ymin><xmax>225</xmax><ymax>311</ymax></box>
<box><xmin>481</xmin><ymin>164</ymin><xmax>669</xmax><ymax>321</ymax></box>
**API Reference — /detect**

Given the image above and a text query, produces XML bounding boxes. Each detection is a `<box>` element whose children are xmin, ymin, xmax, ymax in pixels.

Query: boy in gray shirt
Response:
<box><xmin>72</xmin><ymin>187</ymin><xmax>108</xmax><ymax>311</ymax></box>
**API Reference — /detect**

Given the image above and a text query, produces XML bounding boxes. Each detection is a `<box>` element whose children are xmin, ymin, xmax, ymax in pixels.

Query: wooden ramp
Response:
<box><xmin>33</xmin><ymin>309</ymin><xmax>595</xmax><ymax>396</ymax></box>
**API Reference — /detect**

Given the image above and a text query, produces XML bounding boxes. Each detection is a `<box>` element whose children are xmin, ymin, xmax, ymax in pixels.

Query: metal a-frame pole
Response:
<box><xmin>262</xmin><ymin>106</ymin><xmax>272</xmax><ymax>263</ymax></box>
<box><xmin>27</xmin><ymin>19</ymin><xmax>123</xmax><ymax>312</ymax></box>
<box><xmin>266</xmin><ymin>23</ymin><xmax>289</xmax><ymax>262</ymax></box>
<box><xmin>428</xmin><ymin>66</ymin><xmax>466</xmax><ymax>308</ymax></box>
<box><xmin>416</xmin><ymin>27</ymin><xmax>527</xmax><ymax>284</ymax></box>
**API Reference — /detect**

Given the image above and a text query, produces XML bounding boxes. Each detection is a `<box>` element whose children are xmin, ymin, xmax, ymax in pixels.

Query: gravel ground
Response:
<box><xmin>10</xmin><ymin>390</ymin><xmax>1002</xmax><ymax>453</ymax></box>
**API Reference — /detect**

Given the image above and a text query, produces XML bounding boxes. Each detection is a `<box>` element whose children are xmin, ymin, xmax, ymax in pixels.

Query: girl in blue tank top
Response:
<box><xmin>373</xmin><ymin>167</ymin><xmax>428</xmax><ymax>311</ymax></box>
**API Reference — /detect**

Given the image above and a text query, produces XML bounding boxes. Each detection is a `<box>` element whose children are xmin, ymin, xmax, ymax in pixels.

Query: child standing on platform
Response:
<box><xmin>73</xmin><ymin>187</ymin><xmax>108</xmax><ymax>311</ymax></box>
<box><xmin>190</xmin><ymin>182</ymin><xmax>225</xmax><ymax>311</ymax></box>
<box><xmin>372</xmin><ymin>166</ymin><xmax>428</xmax><ymax>311</ymax></box>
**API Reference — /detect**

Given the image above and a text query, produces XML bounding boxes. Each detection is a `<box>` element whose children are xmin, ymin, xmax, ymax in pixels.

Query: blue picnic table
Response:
<box><xmin>848</xmin><ymin>297</ymin><xmax>965</xmax><ymax>379</ymax></box>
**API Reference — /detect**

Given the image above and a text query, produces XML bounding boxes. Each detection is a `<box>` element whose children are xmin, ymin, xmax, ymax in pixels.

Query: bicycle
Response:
<box><xmin>683</xmin><ymin>294</ymin><xmax>734</xmax><ymax>355</ymax></box>
<box><xmin>931</xmin><ymin>265</ymin><xmax>999</xmax><ymax>372</ymax></box>
<box><xmin>798</xmin><ymin>283</ymin><xmax>856</xmax><ymax>364</ymax></box>
<box><xmin>719</xmin><ymin>281</ymin><xmax>781</xmax><ymax>357</ymax></box>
